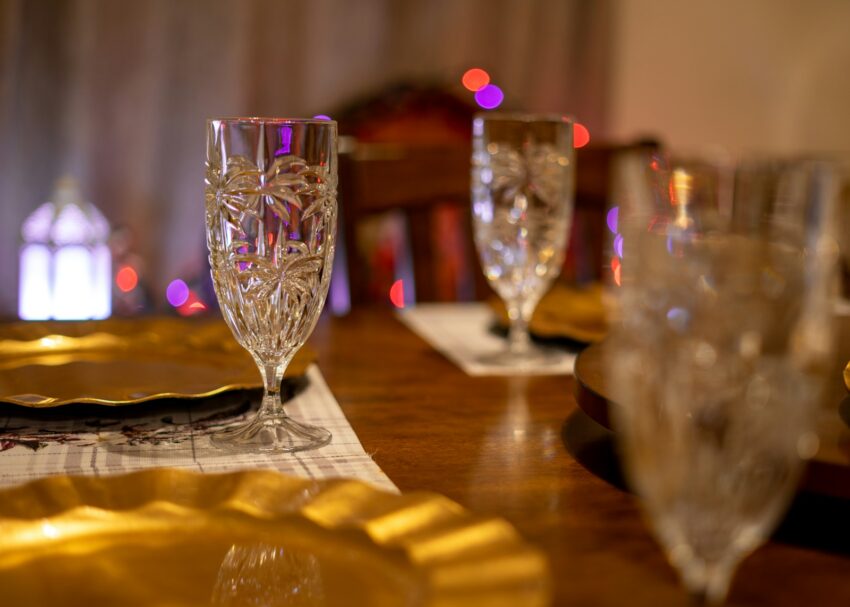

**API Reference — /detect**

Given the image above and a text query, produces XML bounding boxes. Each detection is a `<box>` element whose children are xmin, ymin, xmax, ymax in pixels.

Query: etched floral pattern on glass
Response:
<box><xmin>205</xmin><ymin>118</ymin><xmax>336</xmax><ymax>452</ymax></box>
<box><xmin>471</xmin><ymin>114</ymin><xmax>574</xmax><ymax>366</ymax></box>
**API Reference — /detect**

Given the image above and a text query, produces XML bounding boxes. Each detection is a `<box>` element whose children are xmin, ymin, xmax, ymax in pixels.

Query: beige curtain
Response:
<box><xmin>0</xmin><ymin>0</ymin><xmax>611</xmax><ymax>316</ymax></box>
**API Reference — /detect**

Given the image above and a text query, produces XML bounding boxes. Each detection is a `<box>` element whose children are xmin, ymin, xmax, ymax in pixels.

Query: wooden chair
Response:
<box><xmin>338</xmin><ymin>140</ymin><xmax>483</xmax><ymax>307</ymax></box>
<box><xmin>334</xmin><ymin>84</ymin><xmax>480</xmax><ymax>307</ymax></box>
<box><xmin>332</xmin><ymin>82</ymin><xmax>659</xmax><ymax>307</ymax></box>
<box><xmin>338</xmin><ymin>139</ymin><xmax>660</xmax><ymax>307</ymax></box>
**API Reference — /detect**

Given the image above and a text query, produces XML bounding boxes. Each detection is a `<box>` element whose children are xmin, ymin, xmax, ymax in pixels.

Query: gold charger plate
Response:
<box><xmin>0</xmin><ymin>469</ymin><xmax>549</xmax><ymax>607</ymax></box>
<box><xmin>0</xmin><ymin>317</ymin><xmax>313</xmax><ymax>407</ymax></box>
<box><xmin>492</xmin><ymin>281</ymin><xmax>608</xmax><ymax>344</ymax></box>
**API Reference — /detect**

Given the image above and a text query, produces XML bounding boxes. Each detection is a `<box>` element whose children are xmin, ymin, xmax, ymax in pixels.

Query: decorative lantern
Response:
<box><xmin>18</xmin><ymin>177</ymin><xmax>111</xmax><ymax>320</ymax></box>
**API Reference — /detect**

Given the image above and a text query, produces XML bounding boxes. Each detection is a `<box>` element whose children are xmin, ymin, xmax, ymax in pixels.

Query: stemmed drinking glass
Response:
<box><xmin>212</xmin><ymin>543</ymin><xmax>324</xmax><ymax>606</ymax></box>
<box><xmin>607</xmin><ymin>153</ymin><xmax>839</xmax><ymax>604</ymax></box>
<box><xmin>205</xmin><ymin>118</ymin><xmax>337</xmax><ymax>452</ymax></box>
<box><xmin>471</xmin><ymin>113</ymin><xmax>575</xmax><ymax>366</ymax></box>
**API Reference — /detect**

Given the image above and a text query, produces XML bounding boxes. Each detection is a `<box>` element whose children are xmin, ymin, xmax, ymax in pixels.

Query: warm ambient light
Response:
<box><xmin>573</xmin><ymin>123</ymin><xmax>590</xmax><ymax>148</ymax></box>
<box><xmin>389</xmin><ymin>279</ymin><xmax>405</xmax><ymax>309</ymax></box>
<box><xmin>474</xmin><ymin>84</ymin><xmax>504</xmax><ymax>110</ymax></box>
<box><xmin>462</xmin><ymin>68</ymin><xmax>490</xmax><ymax>92</ymax></box>
<box><xmin>116</xmin><ymin>265</ymin><xmax>138</xmax><ymax>292</ymax></box>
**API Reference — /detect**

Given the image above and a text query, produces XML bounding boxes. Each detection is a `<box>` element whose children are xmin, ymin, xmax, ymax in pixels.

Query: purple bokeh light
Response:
<box><xmin>166</xmin><ymin>279</ymin><xmax>189</xmax><ymax>307</ymax></box>
<box><xmin>613</xmin><ymin>233</ymin><xmax>624</xmax><ymax>258</ymax></box>
<box><xmin>313</xmin><ymin>114</ymin><xmax>332</xmax><ymax>120</ymax></box>
<box><xmin>474</xmin><ymin>84</ymin><xmax>504</xmax><ymax>110</ymax></box>
<box><xmin>606</xmin><ymin>206</ymin><xmax>619</xmax><ymax>235</ymax></box>
<box><xmin>274</xmin><ymin>126</ymin><xmax>293</xmax><ymax>156</ymax></box>
<box><xmin>666</xmin><ymin>306</ymin><xmax>689</xmax><ymax>330</ymax></box>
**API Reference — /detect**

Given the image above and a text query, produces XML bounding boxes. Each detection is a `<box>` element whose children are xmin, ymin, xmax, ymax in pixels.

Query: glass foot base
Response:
<box><xmin>477</xmin><ymin>346</ymin><xmax>567</xmax><ymax>369</ymax></box>
<box><xmin>210</xmin><ymin>412</ymin><xmax>332</xmax><ymax>453</ymax></box>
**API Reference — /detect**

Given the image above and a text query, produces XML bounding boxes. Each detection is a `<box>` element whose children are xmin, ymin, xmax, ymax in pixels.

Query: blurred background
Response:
<box><xmin>2</xmin><ymin>0</ymin><xmax>849</xmax><ymax>319</ymax></box>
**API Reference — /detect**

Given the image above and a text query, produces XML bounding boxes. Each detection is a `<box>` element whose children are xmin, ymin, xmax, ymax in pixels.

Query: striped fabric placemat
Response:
<box><xmin>0</xmin><ymin>366</ymin><xmax>396</xmax><ymax>493</ymax></box>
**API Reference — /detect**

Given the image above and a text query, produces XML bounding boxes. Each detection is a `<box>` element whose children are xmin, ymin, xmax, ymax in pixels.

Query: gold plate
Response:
<box><xmin>493</xmin><ymin>282</ymin><xmax>608</xmax><ymax>344</ymax></box>
<box><xmin>0</xmin><ymin>317</ymin><xmax>313</xmax><ymax>407</ymax></box>
<box><xmin>0</xmin><ymin>469</ymin><xmax>549</xmax><ymax>607</ymax></box>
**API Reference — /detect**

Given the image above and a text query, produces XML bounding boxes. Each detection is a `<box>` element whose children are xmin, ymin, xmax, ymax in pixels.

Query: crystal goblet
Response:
<box><xmin>608</xmin><ymin>154</ymin><xmax>839</xmax><ymax>604</ymax></box>
<box><xmin>212</xmin><ymin>543</ymin><xmax>324</xmax><ymax>606</ymax></box>
<box><xmin>471</xmin><ymin>113</ymin><xmax>575</xmax><ymax>367</ymax></box>
<box><xmin>205</xmin><ymin>117</ymin><xmax>336</xmax><ymax>452</ymax></box>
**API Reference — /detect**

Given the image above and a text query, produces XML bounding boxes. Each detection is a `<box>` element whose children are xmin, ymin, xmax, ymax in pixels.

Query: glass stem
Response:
<box><xmin>507</xmin><ymin>303</ymin><xmax>532</xmax><ymax>354</ymax></box>
<box><xmin>685</xmin><ymin>561</ymin><xmax>733</xmax><ymax>607</ymax></box>
<box><xmin>259</xmin><ymin>362</ymin><xmax>286</xmax><ymax>417</ymax></box>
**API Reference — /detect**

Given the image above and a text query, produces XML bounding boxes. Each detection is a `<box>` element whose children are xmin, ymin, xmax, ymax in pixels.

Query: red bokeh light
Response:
<box><xmin>611</xmin><ymin>257</ymin><xmax>622</xmax><ymax>286</ymax></box>
<box><xmin>177</xmin><ymin>291</ymin><xmax>207</xmax><ymax>316</ymax></box>
<box><xmin>462</xmin><ymin>68</ymin><xmax>490</xmax><ymax>92</ymax></box>
<box><xmin>116</xmin><ymin>266</ymin><xmax>138</xmax><ymax>292</ymax></box>
<box><xmin>573</xmin><ymin>123</ymin><xmax>590</xmax><ymax>148</ymax></box>
<box><xmin>389</xmin><ymin>279</ymin><xmax>405</xmax><ymax>309</ymax></box>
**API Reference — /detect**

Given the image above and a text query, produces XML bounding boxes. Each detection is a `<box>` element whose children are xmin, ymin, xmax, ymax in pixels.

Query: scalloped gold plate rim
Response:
<box><xmin>0</xmin><ymin>382</ymin><xmax>263</xmax><ymax>408</ymax></box>
<box><xmin>0</xmin><ymin>317</ymin><xmax>313</xmax><ymax>407</ymax></box>
<box><xmin>0</xmin><ymin>469</ymin><xmax>550</xmax><ymax>607</ymax></box>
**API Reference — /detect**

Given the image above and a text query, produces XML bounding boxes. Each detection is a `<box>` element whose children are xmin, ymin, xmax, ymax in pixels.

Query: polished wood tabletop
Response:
<box><xmin>310</xmin><ymin>308</ymin><xmax>850</xmax><ymax>607</ymax></box>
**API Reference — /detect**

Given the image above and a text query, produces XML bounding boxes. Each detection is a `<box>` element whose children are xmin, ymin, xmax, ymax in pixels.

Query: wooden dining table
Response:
<box><xmin>310</xmin><ymin>307</ymin><xmax>850</xmax><ymax>607</ymax></box>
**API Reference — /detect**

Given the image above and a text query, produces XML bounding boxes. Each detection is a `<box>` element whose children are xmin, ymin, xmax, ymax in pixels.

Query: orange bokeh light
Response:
<box><xmin>611</xmin><ymin>257</ymin><xmax>622</xmax><ymax>286</ymax></box>
<box><xmin>116</xmin><ymin>265</ymin><xmax>138</xmax><ymax>292</ymax></box>
<box><xmin>462</xmin><ymin>68</ymin><xmax>490</xmax><ymax>92</ymax></box>
<box><xmin>573</xmin><ymin>123</ymin><xmax>590</xmax><ymax>148</ymax></box>
<box><xmin>177</xmin><ymin>291</ymin><xmax>207</xmax><ymax>316</ymax></box>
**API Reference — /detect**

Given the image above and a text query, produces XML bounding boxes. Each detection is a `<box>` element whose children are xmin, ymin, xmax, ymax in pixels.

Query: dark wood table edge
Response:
<box><xmin>573</xmin><ymin>342</ymin><xmax>850</xmax><ymax>501</ymax></box>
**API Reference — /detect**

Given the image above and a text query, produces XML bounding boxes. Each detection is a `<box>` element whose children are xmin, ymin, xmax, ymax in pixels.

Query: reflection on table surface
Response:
<box><xmin>0</xmin><ymin>308</ymin><xmax>847</xmax><ymax>606</ymax></box>
<box><xmin>1</xmin><ymin>531</ymin><xmax>420</xmax><ymax>607</ymax></box>
<box><xmin>310</xmin><ymin>308</ymin><xmax>850</xmax><ymax>607</ymax></box>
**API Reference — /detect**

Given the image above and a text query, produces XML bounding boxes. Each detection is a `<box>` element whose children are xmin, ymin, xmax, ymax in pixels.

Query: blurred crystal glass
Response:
<box><xmin>471</xmin><ymin>113</ymin><xmax>575</xmax><ymax>366</ymax></box>
<box><xmin>205</xmin><ymin>118</ymin><xmax>337</xmax><ymax>452</ymax></box>
<box><xmin>213</xmin><ymin>544</ymin><xmax>325</xmax><ymax>606</ymax></box>
<box><xmin>607</xmin><ymin>153</ymin><xmax>839</xmax><ymax>604</ymax></box>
